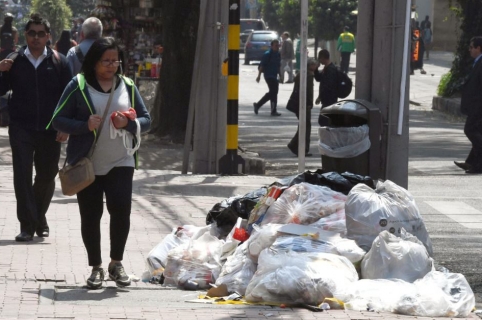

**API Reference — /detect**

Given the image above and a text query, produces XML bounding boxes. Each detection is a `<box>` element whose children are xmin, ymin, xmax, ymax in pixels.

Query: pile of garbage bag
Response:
<box><xmin>145</xmin><ymin>171</ymin><xmax>475</xmax><ymax>318</ymax></box>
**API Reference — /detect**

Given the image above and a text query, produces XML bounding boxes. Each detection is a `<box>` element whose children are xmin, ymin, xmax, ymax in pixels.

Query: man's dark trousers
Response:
<box><xmin>256</xmin><ymin>78</ymin><xmax>279</xmax><ymax>110</ymax></box>
<box><xmin>9</xmin><ymin>125</ymin><xmax>60</xmax><ymax>235</ymax></box>
<box><xmin>464</xmin><ymin>116</ymin><xmax>482</xmax><ymax>171</ymax></box>
<box><xmin>340</xmin><ymin>52</ymin><xmax>351</xmax><ymax>73</ymax></box>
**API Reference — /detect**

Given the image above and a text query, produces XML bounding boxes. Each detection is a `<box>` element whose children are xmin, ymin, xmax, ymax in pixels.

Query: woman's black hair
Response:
<box><xmin>81</xmin><ymin>37</ymin><xmax>121</xmax><ymax>85</ymax></box>
<box><xmin>55</xmin><ymin>29</ymin><xmax>72</xmax><ymax>56</ymax></box>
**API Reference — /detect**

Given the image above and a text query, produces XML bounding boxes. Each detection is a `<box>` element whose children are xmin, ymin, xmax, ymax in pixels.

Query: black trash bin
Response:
<box><xmin>318</xmin><ymin>99</ymin><xmax>381</xmax><ymax>179</ymax></box>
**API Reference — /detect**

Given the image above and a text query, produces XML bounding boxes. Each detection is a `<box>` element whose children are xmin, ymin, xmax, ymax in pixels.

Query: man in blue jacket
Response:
<box><xmin>253</xmin><ymin>39</ymin><xmax>283</xmax><ymax>116</ymax></box>
<box><xmin>0</xmin><ymin>14</ymin><xmax>72</xmax><ymax>241</ymax></box>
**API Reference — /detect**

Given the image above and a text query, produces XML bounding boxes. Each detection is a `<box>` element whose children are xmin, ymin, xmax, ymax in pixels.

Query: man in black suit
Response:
<box><xmin>455</xmin><ymin>36</ymin><xmax>482</xmax><ymax>174</ymax></box>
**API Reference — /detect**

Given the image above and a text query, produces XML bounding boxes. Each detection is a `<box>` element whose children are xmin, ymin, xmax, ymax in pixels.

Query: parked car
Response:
<box><xmin>239</xmin><ymin>18</ymin><xmax>268</xmax><ymax>52</ymax></box>
<box><xmin>244</xmin><ymin>30</ymin><xmax>279</xmax><ymax>65</ymax></box>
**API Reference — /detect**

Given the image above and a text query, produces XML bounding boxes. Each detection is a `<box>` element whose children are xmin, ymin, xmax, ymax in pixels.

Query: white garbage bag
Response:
<box><xmin>245</xmin><ymin>250</ymin><xmax>358</xmax><ymax>305</ymax></box>
<box><xmin>246</xmin><ymin>224</ymin><xmax>282</xmax><ymax>263</ymax></box>
<box><xmin>361</xmin><ymin>229</ymin><xmax>432</xmax><ymax>282</ymax></box>
<box><xmin>345</xmin><ymin>179</ymin><xmax>433</xmax><ymax>256</ymax></box>
<box><xmin>309</xmin><ymin>209</ymin><xmax>347</xmax><ymax>235</ymax></box>
<box><xmin>342</xmin><ymin>271</ymin><xmax>475</xmax><ymax>317</ymax></box>
<box><xmin>215</xmin><ymin>242</ymin><xmax>256</xmax><ymax>295</ymax></box>
<box><xmin>261</xmin><ymin>183</ymin><xmax>347</xmax><ymax>226</ymax></box>
<box><xmin>318</xmin><ymin>124</ymin><xmax>370</xmax><ymax>158</ymax></box>
<box><xmin>163</xmin><ymin>233</ymin><xmax>224</xmax><ymax>289</ymax></box>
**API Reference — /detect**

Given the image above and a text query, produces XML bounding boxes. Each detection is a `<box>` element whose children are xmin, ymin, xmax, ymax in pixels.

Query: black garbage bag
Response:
<box><xmin>275</xmin><ymin>169</ymin><xmax>374</xmax><ymax>195</ymax></box>
<box><xmin>206</xmin><ymin>187</ymin><xmax>268</xmax><ymax>236</ymax></box>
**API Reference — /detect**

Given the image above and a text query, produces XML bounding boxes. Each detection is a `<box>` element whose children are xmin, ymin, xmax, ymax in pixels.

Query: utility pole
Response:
<box><xmin>356</xmin><ymin>0</ymin><xmax>410</xmax><ymax>188</ymax></box>
<box><xmin>183</xmin><ymin>0</ymin><xmax>229</xmax><ymax>174</ymax></box>
<box><xmin>297</xmin><ymin>0</ymin><xmax>308</xmax><ymax>173</ymax></box>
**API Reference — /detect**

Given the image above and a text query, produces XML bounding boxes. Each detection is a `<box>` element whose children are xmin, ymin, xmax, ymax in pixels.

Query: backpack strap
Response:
<box><xmin>74</xmin><ymin>45</ymin><xmax>84</xmax><ymax>64</ymax></box>
<box><xmin>50</xmin><ymin>49</ymin><xmax>62</xmax><ymax>78</ymax></box>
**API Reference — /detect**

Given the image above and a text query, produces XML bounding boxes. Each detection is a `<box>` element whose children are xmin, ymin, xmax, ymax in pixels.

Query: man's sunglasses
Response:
<box><xmin>26</xmin><ymin>30</ymin><xmax>48</xmax><ymax>38</ymax></box>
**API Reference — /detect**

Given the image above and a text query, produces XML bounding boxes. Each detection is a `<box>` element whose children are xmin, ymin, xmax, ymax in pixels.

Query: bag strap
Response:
<box><xmin>60</xmin><ymin>76</ymin><xmax>117</xmax><ymax>169</ymax></box>
<box><xmin>88</xmin><ymin>76</ymin><xmax>117</xmax><ymax>157</ymax></box>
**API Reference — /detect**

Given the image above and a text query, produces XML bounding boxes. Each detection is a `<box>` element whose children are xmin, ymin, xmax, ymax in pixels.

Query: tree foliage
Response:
<box><xmin>30</xmin><ymin>0</ymin><xmax>72</xmax><ymax>42</ymax></box>
<box><xmin>66</xmin><ymin>0</ymin><xmax>95</xmax><ymax>19</ymax></box>
<box><xmin>258</xmin><ymin>0</ymin><xmax>357</xmax><ymax>40</ymax></box>
<box><xmin>442</xmin><ymin>0</ymin><xmax>482</xmax><ymax>97</ymax></box>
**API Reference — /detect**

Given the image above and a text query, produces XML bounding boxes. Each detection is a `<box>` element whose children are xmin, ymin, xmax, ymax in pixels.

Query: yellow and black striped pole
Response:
<box><xmin>219</xmin><ymin>0</ymin><xmax>245</xmax><ymax>174</ymax></box>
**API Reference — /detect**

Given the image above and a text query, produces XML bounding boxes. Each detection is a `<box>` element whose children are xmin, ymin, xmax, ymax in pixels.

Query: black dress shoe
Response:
<box><xmin>305</xmin><ymin>153</ymin><xmax>313</xmax><ymax>157</ymax></box>
<box><xmin>287</xmin><ymin>143</ymin><xmax>298</xmax><ymax>156</ymax></box>
<box><xmin>466</xmin><ymin>168</ymin><xmax>482</xmax><ymax>174</ymax></box>
<box><xmin>270</xmin><ymin>112</ymin><xmax>281</xmax><ymax>116</ymax></box>
<box><xmin>36</xmin><ymin>228</ymin><xmax>49</xmax><ymax>238</ymax></box>
<box><xmin>15</xmin><ymin>232</ymin><xmax>33</xmax><ymax>242</ymax></box>
<box><xmin>454</xmin><ymin>161</ymin><xmax>472</xmax><ymax>171</ymax></box>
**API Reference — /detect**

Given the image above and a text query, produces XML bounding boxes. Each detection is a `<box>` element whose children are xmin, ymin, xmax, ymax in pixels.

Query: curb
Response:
<box><xmin>432</xmin><ymin>95</ymin><xmax>464</xmax><ymax>117</ymax></box>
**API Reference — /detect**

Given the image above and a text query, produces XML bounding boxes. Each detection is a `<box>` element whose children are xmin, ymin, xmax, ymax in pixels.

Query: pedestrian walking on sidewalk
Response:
<box><xmin>253</xmin><ymin>39</ymin><xmax>283</xmax><ymax>116</ymax></box>
<box><xmin>337</xmin><ymin>26</ymin><xmax>355</xmax><ymax>74</ymax></box>
<box><xmin>51</xmin><ymin>37</ymin><xmax>151</xmax><ymax>289</ymax></box>
<box><xmin>455</xmin><ymin>36</ymin><xmax>482</xmax><ymax>174</ymax></box>
<box><xmin>314</xmin><ymin>49</ymin><xmax>338</xmax><ymax>126</ymax></box>
<box><xmin>280</xmin><ymin>32</ymin><xmax>294</xmax><ymax>83</ymax></box>
<box><xmin>287</xmin><ymin>58</ymin><xmax>318</xmax><ymax>157</ymax></box>
<box><xmin>66</xmin><ymin>17</ymin><xmax>103</xmax><ymax>75</ymax></box>
<box><xmin>0</xmin><ymin>13</ymin><xmax>18</xmax><ymax>60</ymax></box>
<box><xmin>0</xmin><ymin>14</ymin><xmax>72</xmax><ymax>242</ymax></box>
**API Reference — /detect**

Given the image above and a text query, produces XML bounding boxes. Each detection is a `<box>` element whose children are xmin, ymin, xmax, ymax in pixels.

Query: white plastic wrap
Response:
<box><xmin>245</xmin><ymin>250</ymin><xmax>358</xmax><ymax>305</ymax></box>
<box><xmin>271</xmin><ymin>235</ymin><xmax>365</xmax><ymax>264</ymax></box>
<box><xmin>261</xmin><ymin>183</ymin><xmax>347</xmax><ymax>226</ymax></box>
<box><xmin>361</xmin><ymin>229</ymin><xmax>432</xmax><ymax>282</ymax></box>
<box><xmin>215</xmin><ymin>242</ymin><xmax>256</xmax><ymax>295</ymax></box>
<box><xmin>163</xmin><ymin>233</ymin><xmax>224</xmax><ymax>289</ymax></box>
<box><xmin>342</xmin><ymin>271</ymin><xmax>475</xmax><ymax>318</ymax></box>
<box><xmin>246</xmin><ymin>224</ymin><xmax>282</xmax><ymax>263</ymax></box>
<box><xmin>146</xmin><ymin>231</ymin><xmax>190</xmax><ymax>276</ymax></box>
<box><xmin>318</xmin><ymin>124</ymin><xmax>370</xmax><ymax>158</ymax></box>
<box><xmin>309</xmin><ymin>209</ymin><xmax>347</xmax><ymax>235</ymax></box>
<box><xmin>345</xmin><ymin>179</ymin><xmax>433</xmax><ymax>256</ymax></box>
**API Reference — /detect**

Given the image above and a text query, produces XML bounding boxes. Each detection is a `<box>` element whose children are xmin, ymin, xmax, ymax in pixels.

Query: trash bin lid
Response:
<box><xmin>320</xmin><ymin>100</ymin><xmax>372</xmax><ymax>119</ymax></box>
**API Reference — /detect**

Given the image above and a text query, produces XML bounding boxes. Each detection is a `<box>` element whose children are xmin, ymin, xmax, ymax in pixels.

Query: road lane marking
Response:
<box><xmin>425</xmin><ymin>201</ymin><xmax>482</xmax><ymax>229</ymax></box>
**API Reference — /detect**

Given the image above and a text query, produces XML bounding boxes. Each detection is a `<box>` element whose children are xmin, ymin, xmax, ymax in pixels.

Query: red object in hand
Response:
<box><xmin>111</xmin><ymin>108</ymin><xmax>137</xmax><ymax>128</ymax></box>
<box><xmin>233</xmin><ymin>228</ymin><xmax>250</xmax><ymax>242</ymax></box>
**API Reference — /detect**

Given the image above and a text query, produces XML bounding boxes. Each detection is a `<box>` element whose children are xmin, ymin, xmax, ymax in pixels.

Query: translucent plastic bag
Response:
<box><xmin>246</xmin><ymin>224</ymin><xmax>282</xmax><ymax>263</ymax></box>
<box><xmin>361</xmin><ymin>229</ymin><xmax>432</xmax><ymax>282</ymax></box>
<box><xmin>146</xmin><ymin>230</ymin><xmax>190</xmax><ymax>276</ymax></box>
<box><xmin>215</xmin><ymin>242</ymin><xmax>256</xmax><ymax>295</ymax></box>
<box><xmin>271</xmin><ymin>235</ymin><xmax>365</xmax><ymax>264</ymax></box>
<box><xmin>342</xmin><ymin>271</ymin><xmax>475</xmax><ymax>317</ymax></box>
<box><xmin>261</xmin><ymin>183</ymin><xmax>347</xmax><ymax>226</ymax></box>
<box><xmin>318</xmin><ymin>124</ymin><xmax>370</xmax><ymax>158</ymax></box>
<box><xmin>163</xmin><ymin>233</ymin><xmax>224</xmax><ymax>289</ymax></box>
<box><xmin>309</xmin><ymin>209</ymin><xmax>347</xmax><ymax>235</ymax></box>
<box><xmin>345</xmin><ymin>180</ymin><xmax>433</xmax><ymax>255</ymax></box>
<box><xmin>245</xmin><ymin>250</ymin><xmax>358</xmax><ymax>305</ymax></box>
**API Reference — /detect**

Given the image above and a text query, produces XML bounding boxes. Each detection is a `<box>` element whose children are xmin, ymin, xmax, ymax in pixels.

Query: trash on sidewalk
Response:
<box><xmin>143</xmin><ymin>170</ymin><xmax>475</xmax><ymax>317</ymax></box>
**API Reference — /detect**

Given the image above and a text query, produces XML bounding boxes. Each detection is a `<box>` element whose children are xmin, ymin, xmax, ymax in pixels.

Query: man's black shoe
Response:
<box><xmin>15</xmin><ymin>232</ymin><xmax>33</xmax><ymax>242</ymax></box>
<box><xmin>253</xmin><ymin>103</ymin><xmax>259</xmax><ymax>115</ymax></box>
<box><xmin>270</xmin><ymin>112</ymin><xmax>281</xmax><ymax>116</ymax></box>
<box><xmin>454</xmin><ymin>161</ymin><xmax>472</xmax><ymax>171</ymax></box>
<box><xmin>305</xmin><ymin>153</ymin><xmax>312</xmax><ymax>157</ymax></box>
<box><xmin>36</xmin><ymin>227</ymin><xmax>49</xmax><ymax>238</ymax></box>
<box><xmin>465</xmin><ymin>168</ymin><xmax>482</xmax><ymax>174</ymax></box>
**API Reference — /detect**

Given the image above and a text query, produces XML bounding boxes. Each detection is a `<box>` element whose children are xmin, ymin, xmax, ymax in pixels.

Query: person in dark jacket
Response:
<box><xmin>50</xmin><ymin>37</ymin><xmax>151</xmax><ymax>290</ymax></box>
<box><xmin>0</xmin><ymin>14</ymin><xmax>72</xmax><ymax>242</ymax></box>
<box><xmin>314</xmin><ymin>49</ymin><xmax>338</xmax><ymax>126</ymax></box>
<box><xmin>253</xmin><ymin>39</ymin><xmax>283</xmax><ymax>116</ymax></box>
<box><xmin>0</xmin><ymin>13</ymin><xmax>18</xmax><ymax>60</ymax></box>
<box><xmin>54</xmin><ymin>29</ymin><xmax>77</xmax><ymax>56</ymax></box>
<box><xmin>454</xmin><ymin>36</ymin><xmax>482</xmax><ymax>174</ymax></box>
<box><xmin>287</xmin><ymin>58</ymin><xmax>319</xmax><ymax>156</ymax></box>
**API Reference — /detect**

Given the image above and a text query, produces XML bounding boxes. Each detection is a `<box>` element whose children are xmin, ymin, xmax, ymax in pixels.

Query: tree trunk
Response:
<box><xmin>152</xmin><ymin>0</ymin><xmax>200</xmax><ymax>142</ymax></box>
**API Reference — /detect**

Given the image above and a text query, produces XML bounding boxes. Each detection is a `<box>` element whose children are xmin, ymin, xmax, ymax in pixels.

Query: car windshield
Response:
<box><xmin>241</xmin><ymin>21</ymin><xmax>265</xmax><ymax>31</ymax></box>
<box><xmin>251</xmin><ymin>33</ymin><xmax>277</xmax><ymax>42</ymax></box>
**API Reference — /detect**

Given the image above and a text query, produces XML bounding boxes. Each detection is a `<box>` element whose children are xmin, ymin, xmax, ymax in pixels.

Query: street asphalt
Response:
<box><xmin>0</xmin><ymin>50</ymin><xmax>481</xmax><ymax>319</ymax></box>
